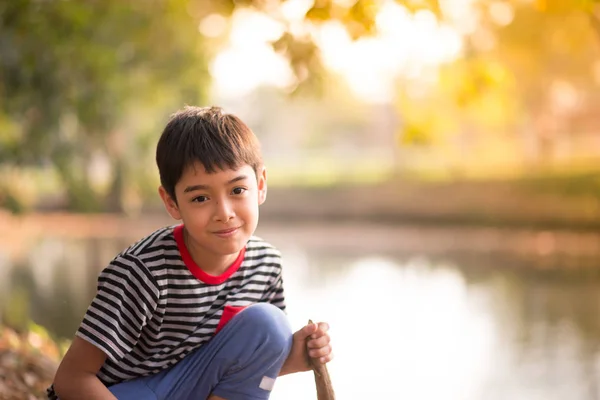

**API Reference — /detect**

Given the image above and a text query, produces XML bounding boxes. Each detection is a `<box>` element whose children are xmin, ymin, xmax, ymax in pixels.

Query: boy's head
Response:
<box><xmin>156</xmin><ymin>106</ymin><xmax>268</xmax><ymax>264</ymax></box>
<box><xmin>156</xmin><ymin>106</ymin><xmax>263</xmax><ymax>203</ymax></box>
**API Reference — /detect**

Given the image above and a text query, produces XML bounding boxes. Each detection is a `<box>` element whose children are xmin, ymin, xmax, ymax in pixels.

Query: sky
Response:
<box><xmin>207</xmin><ymin>0</ymin><xmax>478</xmax><ymax>103</ymax></box>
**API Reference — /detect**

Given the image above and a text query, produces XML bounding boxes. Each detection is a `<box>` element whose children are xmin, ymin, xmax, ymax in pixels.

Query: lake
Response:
<box><xmin>2</xmin><ymin>217</ymin><xmax>600</xmax><ymax>399</ymax></box>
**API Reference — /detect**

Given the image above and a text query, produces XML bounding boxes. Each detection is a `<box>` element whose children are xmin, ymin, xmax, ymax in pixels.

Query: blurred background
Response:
<box><xmin>2</xmin><ymin>0</ymin><xmax>600</xmax><ymax>398</ymax></box>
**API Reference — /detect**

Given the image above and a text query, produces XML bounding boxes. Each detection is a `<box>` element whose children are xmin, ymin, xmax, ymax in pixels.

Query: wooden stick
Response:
<box><xmin>307</xmin><ymin>319</ymin><xmax>335</xmax><ymax>400</ymax></box>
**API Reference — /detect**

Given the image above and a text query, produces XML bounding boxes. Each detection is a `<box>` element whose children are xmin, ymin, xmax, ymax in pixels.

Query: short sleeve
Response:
<box><xmin>265</xmin><ymin>274</ymin><xmax>286</xmax><ymax>312</ymax></box>
<box><xmin>262</xmin><ymin>260</ymin><xmax>286</xmax><ymax>312</ymax></box>
<box><xmin>76</xmin><ymin>254</ymin><xmax>159</xmax><ymax>362</ymax></box>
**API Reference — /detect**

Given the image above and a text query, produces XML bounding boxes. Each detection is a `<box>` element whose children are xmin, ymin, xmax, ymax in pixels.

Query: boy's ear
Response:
<box><xmin>158</xmin><ymin>186</ymin><xmax>182</xmax><ymax>220</ymax></box>
<box><xmin>257</xmin><ymin>167</ymin><xmax>267</xmax><ymax>205</ymax></box>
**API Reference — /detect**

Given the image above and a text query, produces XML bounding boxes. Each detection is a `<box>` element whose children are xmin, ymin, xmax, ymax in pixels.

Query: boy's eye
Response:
<box><xmin>192</xmin><ymin>195</ymin><xmax>208</xmax><ymax>203</ymax></box>
<box><xmin>232</xmin><ymin>187</ymin><xmax>246</xmax><ymax>195</ymax></box>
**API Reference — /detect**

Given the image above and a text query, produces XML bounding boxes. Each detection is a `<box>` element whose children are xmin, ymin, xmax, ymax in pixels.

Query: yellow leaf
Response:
<box><xmin>535</xmin><ymin>0</ymin><xmax>547</xmax><ymax>11</ymax></box>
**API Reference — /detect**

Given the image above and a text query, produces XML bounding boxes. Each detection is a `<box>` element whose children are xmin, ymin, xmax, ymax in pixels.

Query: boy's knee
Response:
<box><xmin>237</xmin><ymin>303</ymin><xmax>292</xmax><ymax>356</ymax></box>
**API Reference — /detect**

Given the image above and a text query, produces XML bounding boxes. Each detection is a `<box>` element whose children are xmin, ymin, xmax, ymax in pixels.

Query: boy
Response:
<box><xmin>48</xmin><ymin>106</ymin><xmax>333</xmax><ymax>400</ymax></box>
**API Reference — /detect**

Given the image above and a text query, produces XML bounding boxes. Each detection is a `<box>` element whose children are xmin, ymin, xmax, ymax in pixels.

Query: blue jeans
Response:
<box><xmin>108</xmin><ymin>303</ymin><xmax>293</xmax><ymax>400</ymax></box>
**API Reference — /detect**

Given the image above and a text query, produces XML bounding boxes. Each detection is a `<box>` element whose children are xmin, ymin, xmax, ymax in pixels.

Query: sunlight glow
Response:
<box><xmin>439</xmin><ymin>0</ymin><xmax>480</xmax><ymax>34</ymax></box>
<box><xmin>198</xmin><ymin>13</ymin><xmax>228</xmax><ymax>38</ymax></box>
<box><xmin>211</xmin><ymin>46</ymin><xmax>294</xmax><ymax>97</ymax></box>
<box><xmin>210</xmin><ymin>1</ymin><xmax>470</xmax><ymax>102</ymax></box>
<box><xmin>229</xmin><ymin>9</ymin><xmax>285</xmax><ymax>46</ymax></box>
<box><xmin>314</xmin><ymin>4</ymin><xmax>463</xmax><ymax>102</ymax></box>
<box><xmin>279</xmin><ymin>0</ymin><xmax>312</xmax><ymax>22</ymax></box>
<box><xmin>489</xmin><ymin>1</ymin><xmax>515</xmax><ymax>26</ymax></box>
<box><xmin>210</xmin><ymin>9</ymin><xmax>294</xmax><ymax>97</ymax></box>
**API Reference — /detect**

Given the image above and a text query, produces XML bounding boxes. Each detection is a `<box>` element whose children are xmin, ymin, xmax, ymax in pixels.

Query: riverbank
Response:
<box><xmin>2</xmin><ymin>172</ymin><xmax>600</xmax><ymax>266</ymax></box>
<box><xmin>260</xmin><ymin>175</ymin><xmax>600</xmax><ymax>230</ymax></box>
<box><xmin>2</xmin><ymin>210</ymin><xmax>600</xmax><ymax>272</ymax></box>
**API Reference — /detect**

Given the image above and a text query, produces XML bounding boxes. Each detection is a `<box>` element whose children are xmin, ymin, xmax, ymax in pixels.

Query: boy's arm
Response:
<box><xmin>261</xmin><ymin>253</ymin><xmax>286</xmax><ymax>311</ymax></box>
<box><xmin>54</xmin><ymin>253</ymin><xmax>159</xmax><ymax>399</ymax></box>
<box><xmin>264</xmin><ymin>274</ymin><xmax>286</xmax><ymax>310</ymax></box>
<box><xmin>53</xmin><ymin>337</ymin><xmax>116</xmax><ymax>400</ymax></box>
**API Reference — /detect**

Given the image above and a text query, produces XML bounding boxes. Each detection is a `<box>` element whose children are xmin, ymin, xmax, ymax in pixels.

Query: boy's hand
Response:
<box><xmin>279</xmin><ymin>321</ymin><xmax>333</xmax><ymax>376</ymax></box>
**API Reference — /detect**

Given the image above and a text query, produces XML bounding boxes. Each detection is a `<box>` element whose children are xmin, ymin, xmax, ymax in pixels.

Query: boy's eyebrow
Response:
<box><xmin>183</xmin><ymin>175</ymin><xmax>249</xmax><ymax>193</ymax></box>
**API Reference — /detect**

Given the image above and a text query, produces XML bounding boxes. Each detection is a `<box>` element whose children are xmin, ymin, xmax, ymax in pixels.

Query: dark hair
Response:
<box><xmin>156</xmin><ymin>106</ymin><xmax>262</xmax><ymax>201</ymax></box>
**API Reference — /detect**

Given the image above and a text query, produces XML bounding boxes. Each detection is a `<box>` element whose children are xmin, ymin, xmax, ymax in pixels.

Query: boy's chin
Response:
<box><xmin>211</xmin><ymin>236</ymin><xmax>249</xmax><ymax>254</ymax></box>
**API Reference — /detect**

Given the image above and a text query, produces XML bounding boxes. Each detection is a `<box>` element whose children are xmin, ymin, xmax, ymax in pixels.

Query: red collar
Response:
<box><xmin>173</xmin><ymin>224</ymin><xmax>245</xmax><ymax>285</ymax></box>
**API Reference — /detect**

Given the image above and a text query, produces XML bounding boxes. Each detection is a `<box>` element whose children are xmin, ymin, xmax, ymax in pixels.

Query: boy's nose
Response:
<box><xmin>213</xmin><ymin>200</ymin><xmax>235</xmax><ymax>222</ymax></box>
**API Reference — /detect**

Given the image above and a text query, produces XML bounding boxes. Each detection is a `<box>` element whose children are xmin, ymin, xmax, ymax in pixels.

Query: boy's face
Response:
<box><xmin>159</xmin><ymin>162</ymin><xmax>267</xmax><ymax>262</ymax></box>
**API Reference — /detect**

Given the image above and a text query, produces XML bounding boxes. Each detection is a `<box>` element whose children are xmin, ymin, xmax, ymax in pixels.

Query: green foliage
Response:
<box><xmin>0</xmin><ymin>0</ymin><xmax>209</xmax><ymax>212</ymax></box>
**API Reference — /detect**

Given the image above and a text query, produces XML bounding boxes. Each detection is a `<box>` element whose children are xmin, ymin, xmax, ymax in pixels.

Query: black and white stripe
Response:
<box><xmin>47</xmin><ymin>226</ymin><xmax>285</xmax><ymax>399</ymax></box>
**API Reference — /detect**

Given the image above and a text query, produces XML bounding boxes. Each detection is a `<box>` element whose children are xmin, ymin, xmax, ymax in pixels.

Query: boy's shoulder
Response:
<box><xmin>243</xmin><ymin>236</ymin><xmax>285</xmax><ymax>271</ymax></box>
<box><xmin>94</xmin><ymin>226</ymin><xmax>176</xmax><ymax>298</ymax></box>
<box><xmin>245</xmin><ymin>235</ymin><xmax>281</xmax><ymax>257</ymax></box>
<box><xmin>119</xmin><ymin>225</ymin><xmax>177</xmax><ymax>259</ymax></box>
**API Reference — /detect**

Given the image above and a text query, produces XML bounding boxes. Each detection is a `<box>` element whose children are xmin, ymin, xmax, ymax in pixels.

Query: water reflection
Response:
<box><xmin>275</xmin><ymin>255</ymin><xmax>495</xmax><ymax>399</ymax></box>
<box><xmin>2</xmin><ymin>225</ymin><xmax>600</xmax><ymax>399</ymax></box>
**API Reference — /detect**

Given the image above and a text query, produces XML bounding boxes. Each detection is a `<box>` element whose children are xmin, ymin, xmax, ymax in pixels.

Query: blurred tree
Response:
<box><xmin>396</xmin><ymin>0</ymin><xmax>600</xmax><ymax>171</ymax></box>
<box><xmin>468</xmin><ymin>0</ymin><xmax>600</xmax><ymax>165</ymax></box>
<box><xmin>0</xmin><ymin>0</ymin><xmax>448</xmax><ymax>212</ymax></box>
<box><xmin>0</xmin><ymin>0</ymin><xmax>209</xmax><ymax>212</ymax></box>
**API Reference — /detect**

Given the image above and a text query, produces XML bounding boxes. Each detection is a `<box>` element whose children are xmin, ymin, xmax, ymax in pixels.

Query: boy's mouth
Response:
<box><xmin>213</xmin><ymin>227</ymin><xmax>240</xmax><ymax>237</ymax></box>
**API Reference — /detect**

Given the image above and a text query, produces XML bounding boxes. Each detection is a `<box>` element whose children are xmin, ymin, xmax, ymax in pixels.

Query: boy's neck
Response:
<box><xmin>183</xmin><ymin>228</ymin><xmax>238</xmax><ymax>276</ymax></box>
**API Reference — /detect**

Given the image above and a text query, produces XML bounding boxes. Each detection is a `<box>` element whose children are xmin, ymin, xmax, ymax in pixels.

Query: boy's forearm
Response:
<box><xmin>54</xmin><ymin>373</ymin><xmax>116</xmax><ymax>400</ymax></box>
<box><xmin>278</xmin><ymin>353</ymin><xmax>295</xmax><ymax>376</ymax></box>
<box><xmin>278</xmin><ymin>352</ymin><xmax>307</xmax><ymax>377</ymax></box>
<box><xmin>278</xmin><ymin>362</ymin><xmax>295</xmax><ymax>376</ymax></box>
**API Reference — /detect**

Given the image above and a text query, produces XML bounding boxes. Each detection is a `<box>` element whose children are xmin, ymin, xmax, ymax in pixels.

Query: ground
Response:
<box><xmin>0</xmin><ymin>327</ymin><xmax>60</xmax><ymax>400</ymax></box>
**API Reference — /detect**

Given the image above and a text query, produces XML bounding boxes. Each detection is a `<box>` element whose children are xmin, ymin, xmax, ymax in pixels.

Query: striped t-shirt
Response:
<box><xmin>47</xmin><ymin>224</ymin><xmax>285</xmax><ymax>399</ymax></box>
